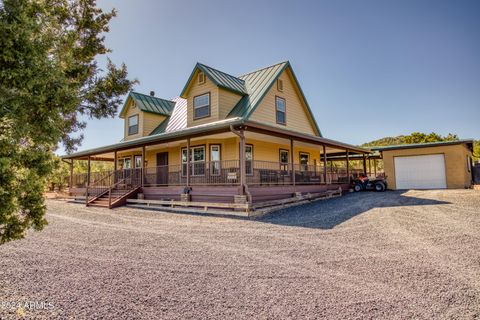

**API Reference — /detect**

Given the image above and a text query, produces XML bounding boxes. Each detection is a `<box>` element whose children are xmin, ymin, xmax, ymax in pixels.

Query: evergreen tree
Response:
<box><xmin>0</xmin><ymin>0</ymin><xmax>136</xmax><ymax>244</ymax></box>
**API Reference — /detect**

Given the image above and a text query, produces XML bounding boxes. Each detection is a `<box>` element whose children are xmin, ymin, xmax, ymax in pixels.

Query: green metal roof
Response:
<box><xmin>119</xmin><ymin>91</ymin><xmax>176</xmax><ymax>118</ymax></box>
<box><xmin>370</xmin><ymin>139</ymin><xmax>474</xmax><ymax>151</ymax></box>
<box><xmin>150</xmin><ymin>118</ymin><xmax>170</xmax><ymax>135</ymax></box>
<box><xmin>180</xmin><ymin>63</ymin><xmax>248</xmax><ymax>97</ymax></box>
<box><xmin>227</xmin><ymin>61</ymin><xmax>322</xmax><ymax>137</ymax></box>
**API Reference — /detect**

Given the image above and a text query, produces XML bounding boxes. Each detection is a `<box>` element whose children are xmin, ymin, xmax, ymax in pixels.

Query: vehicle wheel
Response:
<box><xmin>354</xmin><ymin>184</ymin><xmax>363</xmax><ymax>192</ymax></box>
<box><xmin>375</xmin><ymin>182</ymin><xmax>386</xmax><ymax>192</ymax></box>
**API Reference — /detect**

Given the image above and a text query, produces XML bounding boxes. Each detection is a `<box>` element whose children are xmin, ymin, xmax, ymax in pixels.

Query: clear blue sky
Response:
<box><xmin>71</xmin><ymin>0</ymin><xmax>480</xmax><ymax>153</ymax></box>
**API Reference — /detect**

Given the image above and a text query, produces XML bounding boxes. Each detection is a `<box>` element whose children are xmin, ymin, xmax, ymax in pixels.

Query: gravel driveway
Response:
<box><xmin>1</xmin><ymin>190</ymin><xmax>479</xmax><ymax>319</ymax></box>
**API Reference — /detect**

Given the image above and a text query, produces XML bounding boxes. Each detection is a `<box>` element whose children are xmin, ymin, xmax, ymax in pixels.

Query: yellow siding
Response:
<box><xmin>218</xmin><ymin>88</ymin><xmax>242</xmax><ymax>119</ymax></box>
<box><xmin>142</xmin><ymin>113</ymin><xmax>166</xmax><ymax>136</ymax></box>
<box><xmin>382</xmin><ymin>144</ymin><xmax>472</xmax><ymax>189</ymax></box>
<box><xmin>115</xmin><ymin>136</ymin><xmax>323</xmax><ymax>171</ymax></box>
<box><xmin>245</xmin><ymin>138</ymin><xmax>321</xmax><ymax>165</ymax></box>
<box><xmin>186</xmin><ymin>71</ymin><xmax>219</xmax><ymax>127</ymax></box>
<box><xmin>249</xmin><ymin>68</ymin><xmax>318</xmax><ymax>136</ymax></box>
<box><xmin>122</xmin><ymin>99</ymin><xmax>166</xmax><ymax>140</ymax></box>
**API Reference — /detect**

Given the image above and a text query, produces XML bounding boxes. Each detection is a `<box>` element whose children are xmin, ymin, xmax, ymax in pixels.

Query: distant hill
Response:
<box><xmin>361</xmin><ymin>133</ymin><xmax>479</xmax><ymax>161</ymax></box>
<box><xmin>361</xmin><ymin>136</ymin><xmax>406</xmax><ymax>147</ymax></box>
<box><xmin>361</xmin><ymin>132</ymin><xmax>459</xmax><ymax>148</ymax></box>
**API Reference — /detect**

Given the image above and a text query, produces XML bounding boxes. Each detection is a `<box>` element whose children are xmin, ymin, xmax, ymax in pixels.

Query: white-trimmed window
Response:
<box><xmin>134</xmin><ymin>155</ymin><xmax>142</xmax><ymax>168</ymax></box>
<box><xmin>275</xmin><ymin>96</ymin><xmax>286</xmax><ymax>125</ymax></box>
<box><xmin>182</xmin><ymin>146</ymin><xmax>205</xmax><ymax>176</ymax></box>
<box><xmin>210</xmin><ymin>144</ymin><xmax>221</xmax><ymax>175</ymax></box>
<box><xmin>123</xmin><ymin>157</ymin><xmax>132</xmax><ymax>169</ymax></box>
<box><xmin>128</xmin><ymin>115</ymin><xmax>139</xmax><ymax>135</ymax></box>
<box><xmin>279</xmin><ymin>149</ymin><xmax>289</xmax><ymax>172</ymax></box>
<box><xmin>193</xmin><ymin>93</ymin><xmax>210</xmax><ymax>119</ymax></box>
<box><xmin>299</xmin><ymin>152</ymin><xmax>309</xmax><ymax>172</ymax></box>
<box><xmin>245</xmin><ymin>144</ymin><xmax>253</xmax><ymax>175</ymax></box>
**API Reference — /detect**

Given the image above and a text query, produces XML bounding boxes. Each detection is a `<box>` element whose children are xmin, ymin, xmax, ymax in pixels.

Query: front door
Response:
<box><xmin>156</xmin><ymin>152</ymin><xmax>169</xmax><ymax>185</ymax></box>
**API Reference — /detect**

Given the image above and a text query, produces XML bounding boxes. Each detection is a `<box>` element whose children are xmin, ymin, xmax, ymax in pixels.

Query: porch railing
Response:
<box><xmin>86</xmin><ymin>170</ymin><xmax>115</xmax><ymax>203</ymax></box>
<box><xmin>73</xmin><ymin>160</ymin><xmax>373</xmax><ymax>190</ymax></box>
<box><xmin>143</xmin><ymin>160</ymin><xmax>240</xmax><ymax>186</ymax></box>
<box><xmin>86</xmin><ymin>168</ymin><xmax>143</xmax><ymax>203</ymax></box>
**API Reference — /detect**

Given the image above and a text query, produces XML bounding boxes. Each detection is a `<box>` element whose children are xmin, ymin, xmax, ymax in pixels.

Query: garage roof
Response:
<box><xmin>370</xmin><ymin>139</ymin><xmax>474</xmax><ymax>152</ymax></box>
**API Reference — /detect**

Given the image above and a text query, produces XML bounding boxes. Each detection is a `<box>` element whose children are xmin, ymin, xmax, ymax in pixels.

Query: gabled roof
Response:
<box><xmin>149</xmin><ymin>97</ymin><xmax>187</xmax><ymax>135</ymax></box>
<box><xmin>119</xmin><ymin>91</ymin><xmax>176</xmax><ymax>118</ymax></box>
<box><xmin>180</xmin><ymin>63</ymin><xmax>248</xmax><ymax>97</ymax></box>
<box><xmin>228</xmin><ymin>61</ymin><xmax>322</xmax><ymax>137</ymax></box>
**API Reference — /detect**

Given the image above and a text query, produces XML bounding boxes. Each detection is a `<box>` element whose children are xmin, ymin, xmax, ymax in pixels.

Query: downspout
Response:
<box><xmin>230</xmin><ymin>125</ymin><xmax>252</xmax><ymax>204</ymax></box>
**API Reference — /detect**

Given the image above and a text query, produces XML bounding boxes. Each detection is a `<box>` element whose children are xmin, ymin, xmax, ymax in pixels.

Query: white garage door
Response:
<box><xmin>394</xmin><ymin>154</ymin><xmax>447</xmax><ymax>189</ymax></box>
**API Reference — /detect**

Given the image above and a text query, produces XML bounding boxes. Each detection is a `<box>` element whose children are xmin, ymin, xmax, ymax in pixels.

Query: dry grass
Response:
<box><xmin>1</xmin><ymin>190</ymin><xmax>479</xmax><ymax>319</ymax></box>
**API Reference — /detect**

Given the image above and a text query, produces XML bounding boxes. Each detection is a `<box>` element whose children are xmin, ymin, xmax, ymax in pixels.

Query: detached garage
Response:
<box><xmin>372</xmin><ymin>140</ymin><xmax>474</xmax><ymax>190</ymax></box>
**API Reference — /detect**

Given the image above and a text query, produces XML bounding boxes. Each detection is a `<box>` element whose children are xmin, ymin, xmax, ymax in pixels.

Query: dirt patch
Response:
<box><xmin>1</xmin><ymin>190</ymin><xmax>479</xmax><ymax>319</ymax></box>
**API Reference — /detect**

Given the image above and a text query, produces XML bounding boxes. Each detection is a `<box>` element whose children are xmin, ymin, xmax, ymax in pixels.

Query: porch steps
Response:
<box><xmin>88</xmin><ymin>187</ymin><xmax>140</xmax><ymax>208</ymax></box>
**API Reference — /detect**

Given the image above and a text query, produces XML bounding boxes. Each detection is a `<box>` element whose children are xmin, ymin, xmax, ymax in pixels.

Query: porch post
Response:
<box><xmin>373</xmin><ymin>158</ymin><xmax>377</xmax><ymax>177</ymax></box>
<box><xmin>239</xmin><ymin>130</ymin><xmax>246</xmax><ymax>194</ymax></box>
<box><xmin>69</xmin><ymin>160</ymin><xmax>74</xmax><ymax>189</ymax></box>
<box><xmin>186</xmin><ymin>138</ymin><xmax>190</xmax><ymax>187</ymax></box>
<box><xmin>346</xmin><ymin>150</ymin><xmax>350</xmax><ymax>184</ymax></box>
<box><xmin>290</xmin><ymin>138</ymin><xmax>295</xmax><ymax>186</ymax></box>
<box><xmin>363</xmin><ymin>154</ymin><xmax>367</xmax><ymax>176</ymax></box>
<box><xmin>141</xmin><ymin>145</ymin><xmax>146</xmax><ymax>187</ymax></box>
<box><xmin>368</xmin><ymin>157</ymin><xmax>372</xmax><ymax>176</ymax></box>
<box><xmin>113</xmin><ymin>151</ymin><xmax>117</xmax><ymax>183</ymax></box>
<box><xmin>86</xmin><ymin>156</ymin><xmax>91</xmax><ymax>205</ymax></box>
<box><xmin>323</xmin><ymin>145</ymin><xmax>327</xmax><ymax>184</ymax></box>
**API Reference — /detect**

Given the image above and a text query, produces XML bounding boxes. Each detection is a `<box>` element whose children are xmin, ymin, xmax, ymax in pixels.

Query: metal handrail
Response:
<box><xmin>86</xmin><ymin>171</ymin><xmax>115</xmax><ymax>204</ymax></box>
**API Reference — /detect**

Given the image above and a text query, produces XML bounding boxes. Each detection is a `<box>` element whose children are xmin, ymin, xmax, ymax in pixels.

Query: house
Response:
<box><xmin>63</xmin><ymin>61</ymin><xmax>370</xmax><ymax>214</ymax></box>
<box><xmin>371</xmin><ymin>140</ymin><xmax>474</xmax><ymax>190</ymax></box>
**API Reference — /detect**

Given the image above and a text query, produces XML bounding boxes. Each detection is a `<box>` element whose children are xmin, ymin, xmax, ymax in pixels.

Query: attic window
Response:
<box><xmin>277</xmin><ymin>79</ymin><xmax>284</xmax><ymax>92</ymax></box>
<box><xmin>198</xmin><ymin>72</ymin><xmax>206</xmax><ymax>84</ymax></box>
<box><xmin>193</xmin><ymin>93</ymin><xmax>210</xmax><ymax>119</ymax></box>
<box><xmin>128</xmin><ymin>114</ymin><xmax>139</xmax><ymax>135</ymax></box>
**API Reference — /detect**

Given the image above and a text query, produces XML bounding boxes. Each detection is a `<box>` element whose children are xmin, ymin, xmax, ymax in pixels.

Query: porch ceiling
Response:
<box><xmin>61</xmin><ymin>118</ymin><xmax>369</xmax><ymax>160</ymax></box>
<box><xmin>245</xmin><ymin>131</ymin><xmax>349</xmax><ymax>154</ymax></box>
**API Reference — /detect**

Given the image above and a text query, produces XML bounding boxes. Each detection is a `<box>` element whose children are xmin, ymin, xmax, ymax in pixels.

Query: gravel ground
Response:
<box><xmin>1</xmin><ymin>189</ymin><xmax>480</xmax><ymax>319</ymax></box>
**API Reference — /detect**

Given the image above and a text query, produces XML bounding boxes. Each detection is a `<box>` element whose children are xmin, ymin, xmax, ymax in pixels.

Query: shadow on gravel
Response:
<box><xmin>256</xmin><ymin>190</ymin><xmax>450</xmax><ymax>229</ymax></box>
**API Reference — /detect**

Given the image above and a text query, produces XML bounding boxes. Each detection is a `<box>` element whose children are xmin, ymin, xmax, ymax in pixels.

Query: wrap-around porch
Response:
<box><xmin>64</xmin><ymin>120</ymin><xmax>371</xmax><ymax>210</ymax></box>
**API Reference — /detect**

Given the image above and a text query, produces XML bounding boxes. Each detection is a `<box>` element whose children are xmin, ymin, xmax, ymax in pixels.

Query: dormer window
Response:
<box><xmin>198</xmin><ymin>72</ymin><xmax>206</xmax><ymax>84</ymax></box>
<box><xmin>193</xmin><ymin>93</ymin><xmax>210</xmax><ymax>119</ymax></box>
<box><xmin>277</xmin><ymin>79</ymin><xmax>284</xmax><ymax>92</ymax></box>
<box><xmin>275</xmin><ymin>96</ymin><xmax>286</xmax><ymax>125</ymax></box>
<box><xmin>128</xmin><ymin>114</ymin><xmax>139</xmax><ymax>135</ymax></box>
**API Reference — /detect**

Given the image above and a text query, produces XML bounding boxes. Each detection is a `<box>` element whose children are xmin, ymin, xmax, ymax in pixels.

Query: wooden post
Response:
<box><xmin>69</xmin><ymin>160</ymin><xmax>74</xmax><ymax>189</ymax></box>
<box><xmin>86</xmin><ymin>156</ymin><xmax>91</xmax><ymax>205</ymax></box>
<box><xmin>323</xmin><ymin>145</ymin><xmax>327</xmax><ymax>184</ymax></box>
<box><xmin>141</xmin><ymin>146</ymin><xmax>146</xmax><ymax>187</ymax></box>
<box><xmin>113</xmin><ymin>151</ymin><xmax>117</xmax><ymax>183</ymax></box>
<box><xmin>186</xmin><ymin>138</ymin><xmax>190</xmax><ymax>187</ymax></box>
<box><xmin>239</xmin><ymin>130</ymin><xmax>246</xmax><ymax>195</ymax></box>
<box><xmin>290</xmin><ymin>138</ymin><xmax>295</xmax><ymax>186</ymax></box>
<box><xmin>346</xmin><ymin>150</ymin><xmax>350</xmax><ymax>184</ymax></box>
<box><xmin>363</xmin><ymin>154</ymin><xmax>367</xmax><ymax>176</ymax></box>
<box><xmin>374</xmin><ymin>158</ymin><xmax>377</xmax><ymax>177</ymax></box>
<box><xmin>368</xmin><ymin>157</ymin><xmax>372</xmax><ymax>176</ymax></box>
